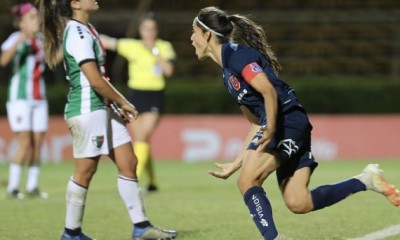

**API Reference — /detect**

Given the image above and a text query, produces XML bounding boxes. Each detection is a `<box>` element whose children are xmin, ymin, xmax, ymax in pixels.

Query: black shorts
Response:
<box><xmin>127</xmin><ymin>89</ymin><xmax>165</xmax><ymax>114</ymax></box>
<box><xmin>247</xmin><ymin>107</ymin><xmax>318</xmax><ymax>185</ymax></box>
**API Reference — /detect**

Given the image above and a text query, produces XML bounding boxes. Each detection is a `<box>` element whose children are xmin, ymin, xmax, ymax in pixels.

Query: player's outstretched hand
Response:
<box><xmin>120</xmin><ymin>102</ymin><xmax>138</xmax><ymax>122</ymax></box>
<box><xmin>208</xmin><ymin>162</ymin><xmax>239</xmax><ymax>180</ymax></box>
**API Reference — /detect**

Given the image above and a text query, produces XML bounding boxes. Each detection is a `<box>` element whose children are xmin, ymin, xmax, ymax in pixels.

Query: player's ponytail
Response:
<box><xmin>38</xmin><ymin>0</ymin><xmax>72</xmax><ymax>68</ymax></box>
<box><xmin>196</xmin><ymin>7</ymin><xmax>281</xmax><ymax>75</ymax></box>
<box><xmin>228</xmin><ymin>15</ymin><xmax>281</xmax><ymax>75</ymax></box>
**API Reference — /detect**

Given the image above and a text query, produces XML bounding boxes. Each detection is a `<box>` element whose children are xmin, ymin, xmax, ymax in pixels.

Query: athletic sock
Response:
<box><xmin>118</xmin><ymin>175</ymin><xmax>148</xmax><ymax>224</ymax></box>
<box><xmin>7</xmin><ymin>163</ymin><xmax>22</xmax><ymax>192</ymax></box>
<box><xmin>134</xmin><ymin>141</ymin><xmax>150</xmax><ymax>179</ymax></box>
<box><xmin>65</xmin><ymin>178</ymin><xmax>88</xmax><ymax>230</ymax></box>
<box><xmin>65</xmin><ymin>227</ymin><xmax>82</xmax><ymax>236</ymax></box>
<box><xmin>243</xmin><ymin>186</ymin><xmax>278</xmax><ymax>240</ymax></box>
<box><xmin>311</xmin><ymin>178</ymin><xmax>366</xmax><ymax>211</ymax></box>
<box><xmin>133</xmin><ymin>221</ymin><xmax>152</xmax><ymax>228</ymax></box>
<box><xmin>146</xmin><ymin>156</ymin><xmax>157</xmax><ymax>186</ymax></box>
<box><xmin>26</xmin><ymin>165</ymin><xmax>40</xmax><ymax>192</ymax></box>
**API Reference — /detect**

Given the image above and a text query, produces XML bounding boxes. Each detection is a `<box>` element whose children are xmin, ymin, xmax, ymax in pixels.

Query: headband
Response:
<box><xmin>12</xmin><ymin>3</ymin><xmax>35</xmax><ymax>17</ymax></box>
<box><xmin>195</xmin><ymin>17</ymin><xmax>224</xmax><ymax>37</ymax></box>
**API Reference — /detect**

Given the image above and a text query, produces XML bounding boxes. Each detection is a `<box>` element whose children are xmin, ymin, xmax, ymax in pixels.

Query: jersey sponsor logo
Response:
<box><xmin>229</xmin><ymin>75</ymin><xmax>241</xmax><ymax>90</ymax></box>
<box><xmin>277</xmin><ymin>139</ymin><xmax>299</xmax><ymax>158</ymax></box>
<box><xmin>250</xmin><ymin>63</ymin><xmax>262</xmax><ymax>73</ymax></box>
<box><xmin>92</xmin><ymin>135</ymin><xmax>104</xmax><ymax>149</ymax></box>
<box><xmin>260</xmin><ymin>219</ymin><xmax>269</xmax><ymax>227</ymax></box>
<box><xmin>252</xmin><ymin>194</ymin><xmax>269</xmax><ymax>227</ymax></box>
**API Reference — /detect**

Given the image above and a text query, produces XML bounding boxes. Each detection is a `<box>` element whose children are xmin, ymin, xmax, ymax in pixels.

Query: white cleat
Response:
<box><xmin>355</xmin><ymin>163</ymin><xmax>400</xmax><ymax>207</ymax></box>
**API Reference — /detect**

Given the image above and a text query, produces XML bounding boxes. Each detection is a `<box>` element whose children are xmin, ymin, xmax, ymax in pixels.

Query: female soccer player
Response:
<box><xmin>1</xmin><ymin>2</ymin><xmax>48</xmax><ymax>199</ymax></box>
<box><xmin>100</xmin><ymin>14</ymin><xmax>176</xmax><ymax>192</ymax></box>
<box><xmin>39</xmin><ymin>0</ymin><xmax>177</xmax><ymax>239</ymax></box>
<box><xmin>191</xmin><ymin>6</ymin><xmax>400</xmax><ymax>240</ymax></box>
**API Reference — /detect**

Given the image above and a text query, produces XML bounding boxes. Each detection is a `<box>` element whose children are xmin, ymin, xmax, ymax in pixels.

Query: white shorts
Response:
<box><xmin>66</xmin><ymin>109</ymin><xmax>131</xmax><ymax>158</ymax></box>
<box><xmin>6</xmin><ymin>100</ymin><xmax>49</xmax><ymax>132</ymax></box>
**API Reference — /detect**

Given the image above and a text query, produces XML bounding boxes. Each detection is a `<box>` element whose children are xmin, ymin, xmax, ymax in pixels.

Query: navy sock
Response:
<box><xmin>243</xmin><ymin>186</ymin><xmax>278</xmax><ymax>240</ymax></box>
<box><xmin>311</xmin><ymin>178</ymin><xmax>366</xmax><ymax>211</ymax></box>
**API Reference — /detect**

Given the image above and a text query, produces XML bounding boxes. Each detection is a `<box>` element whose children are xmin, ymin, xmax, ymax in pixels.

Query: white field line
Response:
<box><xmin>347</xmin><ymin>224</ymin><xmax>400</xmax><ymax>240</ymax></box>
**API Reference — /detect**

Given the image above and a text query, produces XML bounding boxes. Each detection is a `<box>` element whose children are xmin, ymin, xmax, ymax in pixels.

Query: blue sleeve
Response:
<box><xmin>227</xmin><ymin>48</ymin><xmax>262</xmax><ymax>77</ymax></box>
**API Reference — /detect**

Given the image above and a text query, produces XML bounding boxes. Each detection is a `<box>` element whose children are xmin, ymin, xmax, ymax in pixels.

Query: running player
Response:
<box><xmin>1</xmin><ymin>2</ymin><xmax>48</xmax><ymax>199</ymax></box>
<box><xmin>191</xmin><ymin>6</ymin><xmax>400</xmax><ymax>240</ymax></box>
<box><xmin>100</xmin><ymin>14</ymin><xmax>176</xmax><ymax>192</ymax></box>
<box><xmin>39</xmin><ymin>0</ymin><xmax>177</xmax><ymax>239</ymax></box>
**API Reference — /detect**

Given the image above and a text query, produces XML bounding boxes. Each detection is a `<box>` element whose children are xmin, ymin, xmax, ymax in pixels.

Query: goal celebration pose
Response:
<box><xmin>190</xmin><ymin>6</ymin><xmax>400</xmax><ymax>240</ymax></box>
<box><xmin>39</xmin><ymin>0</ymin><xmax>177</xmax><ymax>239</ymax></box>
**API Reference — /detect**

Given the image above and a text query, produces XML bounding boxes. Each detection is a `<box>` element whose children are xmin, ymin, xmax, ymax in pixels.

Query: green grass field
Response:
<box><xmin>0</xmin><ymin>160</ymin><xmax>399</xmax><ymax>240</ymax></box>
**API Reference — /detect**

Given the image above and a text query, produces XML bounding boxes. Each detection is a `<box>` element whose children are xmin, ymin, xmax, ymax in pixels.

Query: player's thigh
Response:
<box><xmin>108</xmin><ymin>110</ymin><xmax>136</xmax><ymax>177</ymax></box>
<box><xmin>6</xmin><ymin>100</ymin><xmax>32</xmax><ymax>132</ymax></box>
<box><xmin>32</xmin><ymin>100</ymin><xmax>48</xmax><ymax>132</ymax></box>
<box><xmin>279</xmin><ymin>167</ymin><xmax>314</xmax><ymax>213</ymax></box>
<box><xmin>138</xmin><ymin>112</ymin><xmax>160</xmax><ymax>137</ymax></box>
<box><xmin>280</xmin><ymin>167</ymin><xmax>311</xmax><ymax>199</ymax></box>
<box><xmin>126</xmin><ymin>115</ymin><xmax>143</xmax><ymax>140</ymax></box>
<box><xmin>238</xmin><ymin>150</ymin><xmax>280</xmax><ymax>193</ymax></box>
<box><xmin>32</xmin><ymin>131</ymin><xmax>45</xmax><ymax>148</ymax></box>
<box><xmin>276</xmin><ymin>148</ymin><xmax>318</xmax><ymax>204</ymax></box>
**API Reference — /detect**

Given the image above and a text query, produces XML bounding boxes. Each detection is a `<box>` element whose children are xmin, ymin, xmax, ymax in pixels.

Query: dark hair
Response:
<box><xmin>38</xmin><ymin>0</ymin><xmax>72</xmax><ymax>68</ymax></box>
<box><xmin>139</xmin><ymin>11</ymin><xmax>157</xmax><ymax>25</ymax></box>
<box><xmin>196</xmin><ymin>7</ymin><xmax>282</xmax><ymax>75</ymax></box>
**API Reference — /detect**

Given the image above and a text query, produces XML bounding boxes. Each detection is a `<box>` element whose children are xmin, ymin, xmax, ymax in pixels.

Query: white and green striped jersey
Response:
<box><xmin>63</xmin><ymin>20</ymin><xmax>107</xmax><ymax>119</ymax></box>
<box><xmin>1</xmin><ymin>31</ymin><xmax>46</xmax><ymax>101</ymax></box>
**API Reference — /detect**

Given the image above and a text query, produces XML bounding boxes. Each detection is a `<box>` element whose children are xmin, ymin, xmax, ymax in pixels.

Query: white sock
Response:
<box><xmin>65</xmin><ymin>178</ymin><xmax>88</xmax><ymax>230</ymax></box>
<box><xmin>26</xmin><ymin>166</ymin><xmax>40</xmax><ymax>192</ymax></box>
<box><xmin>7</xmin><ymin>163</ymin><xmax>22</xmax><ymax>193</ymax></box>
<box><xmin>118</xmin><ymin>175</ymin><xmax>148</xmax><ymax>224</ymax></box>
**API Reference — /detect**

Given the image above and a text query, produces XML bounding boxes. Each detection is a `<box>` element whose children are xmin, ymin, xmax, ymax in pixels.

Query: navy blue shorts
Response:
<box><xmin>247</xmin><ymin>107</ymin><xmax>318</xmax><ymax>185</ymax></box>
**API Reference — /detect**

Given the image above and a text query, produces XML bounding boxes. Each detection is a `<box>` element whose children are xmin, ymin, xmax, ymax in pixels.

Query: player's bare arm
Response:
<box><xmin>99</xmin><ymin>34</ymin><xmax>117</xmax><ymax>51</ymax></box>
<box><xmin>208</xmin><ymin>105</ymin><xmax>260</xmax><ymax>180</ymax></box>
<box><xmin>248</xmin><ymin>72</ymin><xmax>278</xmax><ymax>153</ymax></box>
<box><xmin>80</xmin><ymin>61</ymin><xmax>138</xmax><ymax>120</ymax></box>
<box><xmin>0</xmin><ymin>34</ymin><xmax>26</xmax><ymax>66</ymax></box>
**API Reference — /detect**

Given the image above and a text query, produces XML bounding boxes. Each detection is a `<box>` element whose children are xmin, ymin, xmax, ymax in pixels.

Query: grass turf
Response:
<box><xmin>0</xmin><ymin>160</ymin><xmax>399</xmax><ymax>240</ymax></box>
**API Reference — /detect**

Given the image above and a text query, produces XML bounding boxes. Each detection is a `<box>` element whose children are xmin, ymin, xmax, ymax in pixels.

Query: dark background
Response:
<box><xmin>1</xmin><ymin>0</ymin><xmax>399</xmax><ymax>114</ymax></box>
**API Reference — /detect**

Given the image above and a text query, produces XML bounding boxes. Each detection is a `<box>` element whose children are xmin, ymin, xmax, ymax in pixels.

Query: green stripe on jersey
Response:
<box><xmin>63</xmin><ymin>23</ymin><xmax>105</xmax><ymax>119</ymax></box>
<box><xmin>7</xmin><ymin>43</ymin><xmax>29</xmax><ymax>101</ymax></box>
<box><xmin>17</xmin><ymin>46</ymin><xmax>28</xmax><ymax>99</ymax></box>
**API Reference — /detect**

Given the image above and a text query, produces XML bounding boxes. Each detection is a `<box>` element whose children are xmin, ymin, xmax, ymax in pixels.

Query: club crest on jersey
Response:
<box><xmin>250</xmin><ymin>63</ymin><xmax>262</xmax><ymax>73</ymax></box>
<box><xmin>229</xmin><ymin>75</ymin><xmax>241</xmax><ymax>90</ymax></box>
<box><xmin>92</xmin><ymin>135</ymin><xmax>104</xmax><ymax>149</ymax></box>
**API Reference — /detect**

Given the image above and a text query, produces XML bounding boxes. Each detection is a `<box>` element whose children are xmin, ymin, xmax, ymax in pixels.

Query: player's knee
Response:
<box><xmin>74</xmin><ymin>166</ymin><xmax>97</xmax><ymax>186</ymax></box>
<box><xmin>237</xmin><ymin>176</ymin><xmax>259</xmax><ymax>194</ymax></box>
<box><xmin>284</xmin><ymin>195</ymin><xmax>311</xmax><ymax>214</ymax></box>
<box><xmin>118</xmin><ymin>166</ymin><xmax>137</xmax><ymax>179</ymax></box>
<box><xmin>18</xmin><ymin>137</ymin><xmax>32</xmax><ymax>151</ymax></box>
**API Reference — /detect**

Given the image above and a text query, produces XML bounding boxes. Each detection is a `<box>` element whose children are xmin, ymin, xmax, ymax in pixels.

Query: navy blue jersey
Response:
<box><xmin>221</xmin><ymin>43</ymin><xmax>318</xmax><ymax>181</ymax></box>
<box><xmin>221</xmin><ymin>43</ymin><xmax>304</xmax><ymax>125</ymax></box>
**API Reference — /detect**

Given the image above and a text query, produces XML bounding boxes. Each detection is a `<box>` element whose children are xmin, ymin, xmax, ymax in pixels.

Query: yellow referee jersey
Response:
<box><xmin>117</xmin><ymin>39</ymin><xmax>176</xmax><ymax>91</ymax></box>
